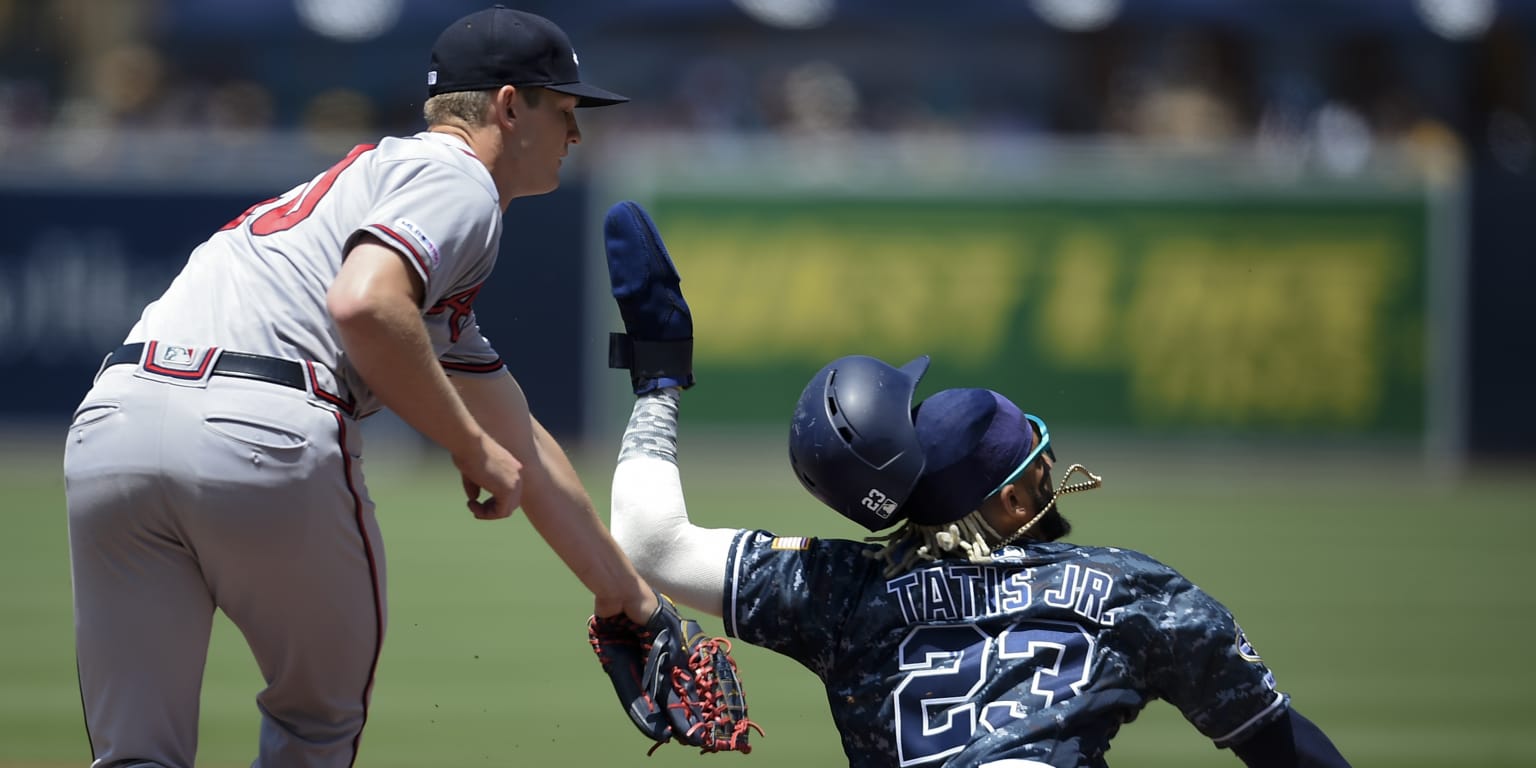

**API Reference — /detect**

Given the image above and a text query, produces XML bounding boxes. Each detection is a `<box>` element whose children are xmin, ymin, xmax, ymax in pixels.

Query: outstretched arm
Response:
<box><xmin>610</xmin><ymin>388</ymin><xmax>738</xmax><ymax>617</ymax></box>
<box><xmin>600</xmin><ymin>199</ymin><xmax>735</xmax><ymax>616</ymax></box>
<box><xmin>452</xmin><ymin>371</ymin><xmax>657</xmax><ymax>624</ymax></box>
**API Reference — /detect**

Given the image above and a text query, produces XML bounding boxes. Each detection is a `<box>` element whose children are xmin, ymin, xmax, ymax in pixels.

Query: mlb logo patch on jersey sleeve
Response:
<box><xmin>769</xmin><ymin>537</ymin><xmax>812</xmax><ymax>551</ymax></box>
<box><xmin>393</xmin><ymin>218</ymin><xmax>442</xmax><ymax>270</ymax></box>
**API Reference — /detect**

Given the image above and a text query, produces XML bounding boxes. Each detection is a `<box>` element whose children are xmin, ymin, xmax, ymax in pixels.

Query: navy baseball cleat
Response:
<box><xmin>605</xmin><ymin>200</ymin><xmax>695</xmax><ymax>394</ymax></box>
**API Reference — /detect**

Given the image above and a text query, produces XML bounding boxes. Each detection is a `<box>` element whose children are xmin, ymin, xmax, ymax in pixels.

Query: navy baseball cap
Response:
<box><xmin>903</xmin><ymin>388</ymin><xmax>1038</xmax><ymax>526</ymax></box>
<box><xmin>427</xmin><ymin>5</ymin><xmax>628</xmax><ymax>107</ymax></box>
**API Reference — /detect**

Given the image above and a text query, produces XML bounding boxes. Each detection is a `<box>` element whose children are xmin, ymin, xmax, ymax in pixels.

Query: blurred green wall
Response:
<box><xmin>644</xmin><ymin>192</ymin><xmax>1429</xmax><ymax>436</ymax></box>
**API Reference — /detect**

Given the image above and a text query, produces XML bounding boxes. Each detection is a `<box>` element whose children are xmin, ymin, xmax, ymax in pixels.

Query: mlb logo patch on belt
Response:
<box><xmin>143</xmin><ymin>341</ymin><xmax>220</xmax><ymax>380</ymax></box>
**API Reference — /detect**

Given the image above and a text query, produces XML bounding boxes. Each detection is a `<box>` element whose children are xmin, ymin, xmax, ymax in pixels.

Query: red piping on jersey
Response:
<box><xmin>142</xmin><ymin>341</ymin><xmax>219</xmax><ymax>379</ymax></box>
<box><xmin>334</xmin><ymin>412</ymin><xmax>383</xmax><ymax>768</ymax></box>
<box><xmin>371</xmin><ymin>224</ymin><xmax>431</xmax><ymax>277</ymax></box>
<box><xmin>306</xmin><ymin>362</ymin><xmax>356</xmax><ymax>415</ymax></box>
<box><xmin>441</xmin><ymin>358</ymin><xmax>506</xmax><ymax>374</ymax></box>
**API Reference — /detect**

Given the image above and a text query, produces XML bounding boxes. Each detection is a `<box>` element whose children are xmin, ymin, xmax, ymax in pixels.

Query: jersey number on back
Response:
<box><xmin>893</xmin><ymin>620</ymin><xmax>1095</xmax><ymax>766</ymax></box>
<box><xmin>220</xmin><ymin>144</ymin><xmax>378</xmax><ymax>235</ymax></box>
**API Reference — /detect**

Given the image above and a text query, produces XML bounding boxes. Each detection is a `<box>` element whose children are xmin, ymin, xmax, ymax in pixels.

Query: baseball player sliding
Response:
<box><xmin>601</xmin><ymin>200</ymin><xmax>1354</xmax><ymax>767</ymax></box>
<box><xmin>62</xmin><ymin>7</ymin><xmax>665</xmax><ymax>767</ymax></box>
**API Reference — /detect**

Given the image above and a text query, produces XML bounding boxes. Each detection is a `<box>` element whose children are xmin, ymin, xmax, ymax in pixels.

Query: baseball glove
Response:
<box><xmin>588</xmin><ymin>592</ymin><xmax>762</xmax><ymax>755</ymax></box>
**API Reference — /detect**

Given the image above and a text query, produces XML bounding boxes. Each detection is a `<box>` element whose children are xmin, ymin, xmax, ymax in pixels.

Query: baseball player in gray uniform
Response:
<box><xmin>61</xmin><ymin>7</ymin><xmax>660</xmax><ymax>767</ymax></box>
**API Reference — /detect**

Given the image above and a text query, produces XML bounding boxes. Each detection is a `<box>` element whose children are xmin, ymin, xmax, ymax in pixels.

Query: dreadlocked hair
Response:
<box><xmin>865</xmin><ymin>509</ymin><xmax>1004</xmax><ymax>577</ymax></box>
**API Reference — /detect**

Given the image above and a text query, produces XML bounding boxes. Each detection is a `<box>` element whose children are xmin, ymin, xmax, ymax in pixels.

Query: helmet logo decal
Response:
<box><xmin>861</xmin><ymin>488</ymin><xmax>899</xmax><ymax>518</ymax></box>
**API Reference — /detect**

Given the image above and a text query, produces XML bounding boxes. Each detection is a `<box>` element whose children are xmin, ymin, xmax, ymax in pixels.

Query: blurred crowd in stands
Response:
<box><xmin>0</xmin><ymin>0</ymin><xmax>1530</xmax><ymax>180</ymax></box>
<box><xmin>1</xmin><ymin>0</ymin><xmax>1530</xmax><ymax>453</ymax></box>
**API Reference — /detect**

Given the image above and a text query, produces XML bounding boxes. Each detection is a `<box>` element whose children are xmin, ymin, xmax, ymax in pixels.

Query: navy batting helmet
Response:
<box><xmin>788</xmin><ymin>354</ymin><xmax>930</xmax><ymax>531</ymax></box>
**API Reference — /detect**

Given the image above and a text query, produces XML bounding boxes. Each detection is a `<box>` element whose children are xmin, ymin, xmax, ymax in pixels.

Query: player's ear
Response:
<box><xmin>496</xmin><ymin>85</ymin><xmax>518</xmax><ymax>124</ymax></box>
<box><xmin>996</xmin><ymin>483</ymin><xmax>1029</xmax><ymax>522</ymax></box>
<box><xmin>977</xmin><ymin>488</ymin><xmax>1025</xmax><ymax>538</ymax></box>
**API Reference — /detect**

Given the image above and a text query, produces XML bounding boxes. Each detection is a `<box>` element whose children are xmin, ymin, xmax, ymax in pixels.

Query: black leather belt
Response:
<box><xmin>106</xmin><ymin>342</ymin><xmax>307</xmax><ymax>391</ymax></box>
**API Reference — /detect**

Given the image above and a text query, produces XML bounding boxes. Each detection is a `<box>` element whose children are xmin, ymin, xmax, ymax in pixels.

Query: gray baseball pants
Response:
<box><xmin>63</xmin><ymin>363</ymin><xmax>385</xmax><ymax>768</ymax></box>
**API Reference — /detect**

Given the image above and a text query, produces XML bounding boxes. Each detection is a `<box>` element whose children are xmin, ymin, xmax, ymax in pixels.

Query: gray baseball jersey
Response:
<box><xmin>63</xmin><ymin>131</ymin><xmax>509</xmax><ymax>768</ymax></box>
<box><xmin>128</xmin><ymin>132</ymin><xmax>508</xmax><ymax>415</ymax></box>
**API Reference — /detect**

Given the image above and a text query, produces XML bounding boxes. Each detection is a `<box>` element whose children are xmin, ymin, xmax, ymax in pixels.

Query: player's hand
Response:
<box><xmin>453</xmin><ymin>434</ymin><xmax>524</xmax><ymax>519</ymax></box>
<box><xmin>594</xmin><ymin>586</ymin><xmax>660</xmax><ymax>626</ymax></box>
<box><xmin>589</xmin><ymin>590</ymin><xmax>762</xmax><ymax>754</ymax></box>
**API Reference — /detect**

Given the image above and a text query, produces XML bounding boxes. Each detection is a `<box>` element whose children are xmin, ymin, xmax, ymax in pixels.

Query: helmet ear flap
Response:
<box><xmin>789</xmin><ymin>354</ymin><xmax>930</xmax><ymax>531</ymax></box>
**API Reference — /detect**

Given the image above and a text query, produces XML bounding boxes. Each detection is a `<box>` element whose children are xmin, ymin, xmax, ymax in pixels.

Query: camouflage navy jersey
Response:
<box><xmin>723</xmin><ymin>530</ymin><xmax>1289</xmax><ymax>768</ymax></box>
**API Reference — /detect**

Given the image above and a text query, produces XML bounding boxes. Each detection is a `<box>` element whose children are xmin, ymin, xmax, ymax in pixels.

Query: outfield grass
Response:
<box><xmin>2</xmin><ymin>432</ymin><xmax>1533</xmax><ymax>767</ymax></box>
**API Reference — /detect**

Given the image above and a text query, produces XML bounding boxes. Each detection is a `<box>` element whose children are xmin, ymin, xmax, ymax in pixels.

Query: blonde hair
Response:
<box><xmin>423</xmin><ymin>86</ymin><xmax>545</xmax><ymax>128</ymax></box>
<box><xmin>423</xmin><ymin>89</ymin><xmax>494</xmax><ymax>127</ymax></box>
<box><xmin>866</xmin><ymin>510</ymin><xmax>1003</xmax><ymax>577</ymax></box>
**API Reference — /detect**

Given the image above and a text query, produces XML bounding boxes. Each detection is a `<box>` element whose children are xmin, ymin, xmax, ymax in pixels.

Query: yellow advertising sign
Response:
<box><xmin>650</xmin><ymin>198</ymin><xmax>1426</xmax><ymax>433</ymax></box>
